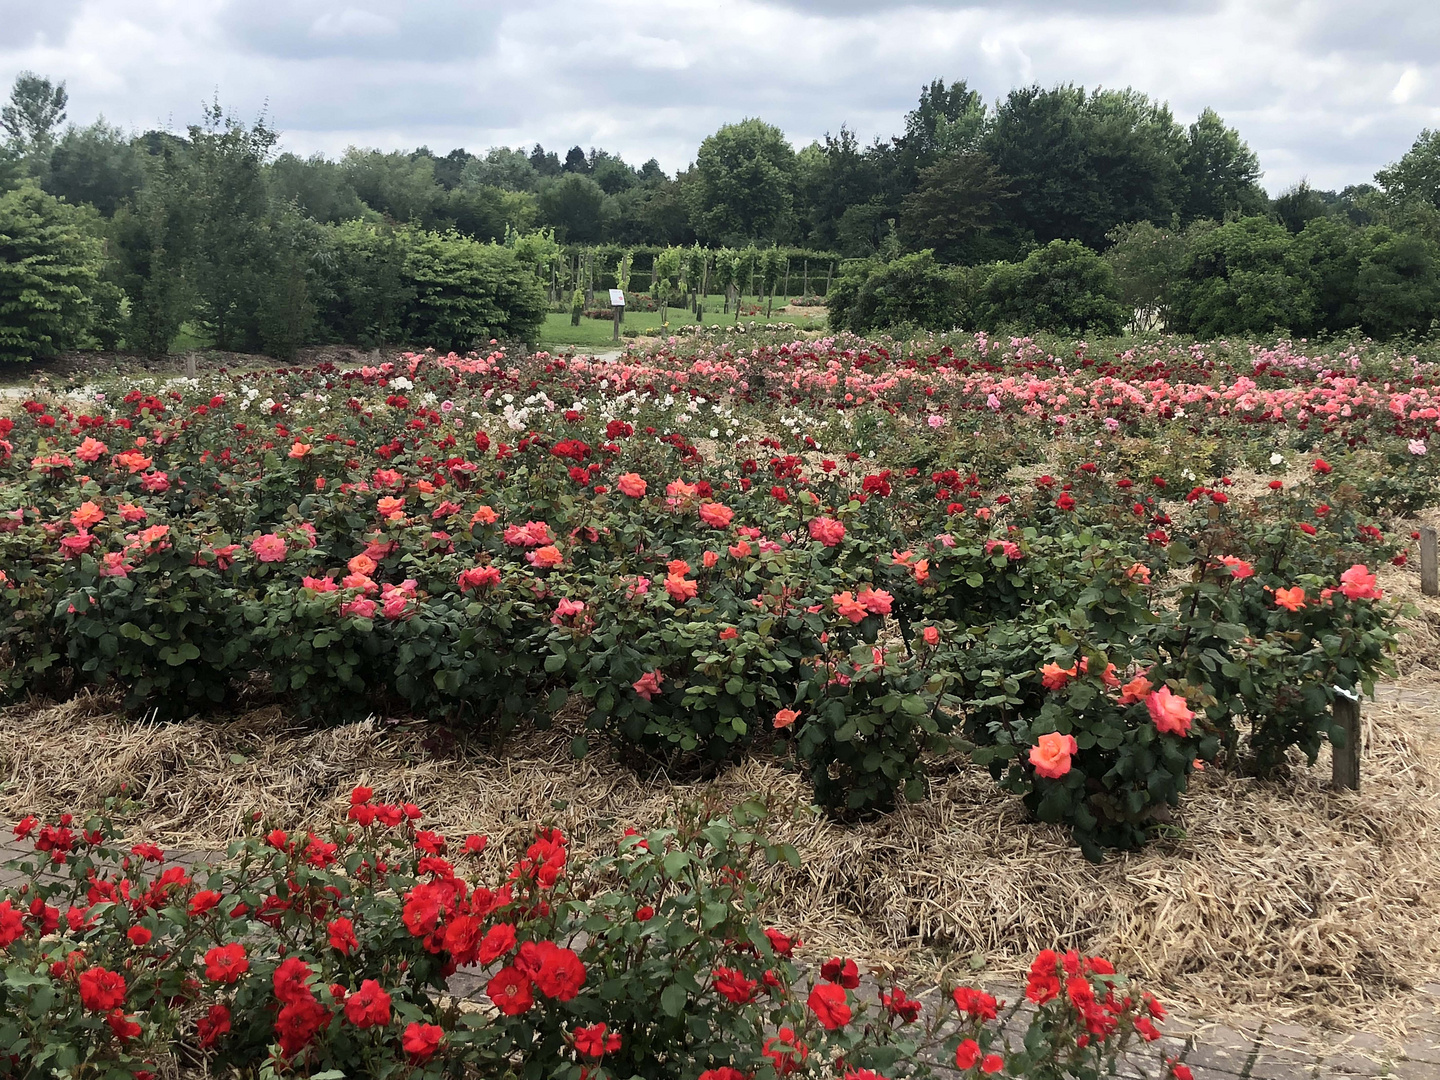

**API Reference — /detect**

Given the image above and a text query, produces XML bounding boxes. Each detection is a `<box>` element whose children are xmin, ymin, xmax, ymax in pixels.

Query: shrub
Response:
<box><xmin>0</xmin><ymin>342</ymin><xmax>1407</xmax><ymax>853</ymax></box>
<box><xmin>979</xmin><ymin>239</ymin><xmax>1129</xmax><ymax>335</ymax></box>
<box><xmin>0</xmin><ymin>792</ymin><xmax>1186</xmax><ymax>1078</ymax></box>
<box><xmin>404</xmin><ymin>231</ymin><xmax>548</xmax><ymax>348</ymax></box>
<box><xmin>826</xmin><ymin>251</ymin><xmax>962</xmax><ymax>334</ymax></box>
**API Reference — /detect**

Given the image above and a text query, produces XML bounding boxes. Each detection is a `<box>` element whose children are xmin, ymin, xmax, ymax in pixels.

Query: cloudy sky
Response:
<box><xmin>2</xmin><ymin>0</ymin><xmax>1437</xmax><ymax>193</ymax></box>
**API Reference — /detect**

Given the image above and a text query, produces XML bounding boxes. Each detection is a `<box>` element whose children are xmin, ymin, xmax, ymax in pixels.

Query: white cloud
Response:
<box><xmin>0</xmin><ymin>0</ymin><xmax>1434</xmax><ymax>191</ymax></box>
<box><xmin>1391</xmin><ymin>68</ymin><xmax>1422</xmax><ymax>106</ymax></box>
<box><xmin>310</xmin><ymin>9</ymin><xmax>398</xmax><ymax>40</ymax></box>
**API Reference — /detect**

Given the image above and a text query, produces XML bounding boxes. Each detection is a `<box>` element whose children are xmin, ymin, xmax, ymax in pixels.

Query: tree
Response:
<box><xmin>342</xmin><ymin>149</ymin><xmax>441</xmax><ymax>225</ymax></box>
<box><xmin>983</xmin><ymin>85</ymin><xmax>1186</xmax><ymax>249</ymax></box>
<box><xmin>796</xmin><ymin>127</ymin><xmax>885</xmax><ymax>252</ymax></box>
<box><xmin>1289</xmin><ymin>217</ymin><xmax>1363</xmax><ymax>333</ymax></box>
<box><xmin>1179</xmin><ymin>108</ymin><xmax>1266</xmax><ymax>224</ymax></box>
<box><xmin>316</xmin><ymin>220</ymin><xmax>415</xmax><ymax>348</ymax></box>
<box><xmin>0</xmin><ymin>182</ymin><xmax>105</xmax><ymax>362</ymax></box>
<box><xmin>589</xmin><ymin>151</ymin><xmax>636</xmax><ymax>195</ymax></box>
<box><xmin>895</xmin><ymin>79</ymin><xmax>987</xmax><ymax>183</ymax></box>
<box><xmin>980</xmin><ymin>239</ymin><xmax>1129</xmax><ymax>334</ymax></box>
<box><xmin>1</xmin><ymin>72</ymin><xmax>67</xmax><ymax>157</ymax></box>
<box><xmin>254</xmin><ymin>206</ymin><xmax>324</xmax><ymax>359</ymax></box>
<box><xmin>563</xmin><ymin>146</ymin><xmax>590</xmax><ymax>174</ymax></box>
<box><xmin>268</xmin><ymin>152</ymin><xmax>367</xmax><ymax>223</ymax></box>
<box><xmin>1356</xmin><ymin>227</ymin><xmax>1440</xmax><ymax>338</ymax></box>
<box><xmin>898</xmin><ymin>151</ymin><xmax>1011</xmax><ymax>262</ymax></box>
<box><xmin>687</xmin><ymin>119</ymin><xmax>797</xmax><ymax>244</ymax></box>
<box><xmin>463</xmin><ymin>147</ymin><xmax>540</xmax><ymax>192</ymax></box>
<box><xmin>528</xmin><ymin>144</ymin><xmax>562</xmax><ymax>178</ymax></box>
<box><xmin>1376</xmin><ymin>129</ymin><xmax>1440</xmax><ymax>211</ymax></box>
<box><xmin>1104</xmin><ymin>221</ymin><xmax>1188</xmax><ymax>330</ymax></box>
<box><xmin>443</xmin><ymin>184</ymin><xmax>536</xmax><ymax>241</ymax></box>
<box><xmin>1169</xmin><ymin>216</ymin><xmax>1313</xmax><ymax>337</ymax></box>
<box><xmin>44</xmin><ymin>120</ymin><xmax>144</xmax><ymax>216</ymax></box>
<box><xmin>430</xmin><ymin>148</ymin><xmax>473</xmax><ymax>190</ymax></box>
<box><xmin>537</xmin><ymin>173</ymin><xmax>606</xmax><ymax>242</ymax></box>
<box><xmin>186</xmin><ymin>104</ymin><xmax>282</xmax><ymax>350</ymax></box>
<box><xmin>1273</xmin><ymin>181</ymin><xmax>1330</xmax><ymax>233</ymax></box>
<box><xmin>108</xmin><ymin>135</ymin><xmax>193</xmax><ymax>356</ymax></box>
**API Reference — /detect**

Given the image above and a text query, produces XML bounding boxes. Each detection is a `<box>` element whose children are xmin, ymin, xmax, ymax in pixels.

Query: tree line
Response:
<box><xmin>4</xmin><ymin>69</ymin><xmax>1440</xmax><ymax>361</ymax></box>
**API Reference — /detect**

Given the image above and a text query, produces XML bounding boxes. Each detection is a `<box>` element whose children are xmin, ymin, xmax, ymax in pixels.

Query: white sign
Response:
<box><xmin>609</xmin><ymin>289</ymin><xmax>626</xmax><ymax>307</ymax></box>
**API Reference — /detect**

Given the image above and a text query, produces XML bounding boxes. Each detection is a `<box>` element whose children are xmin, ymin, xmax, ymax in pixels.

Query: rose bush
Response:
<box><xmin>0</xmin><ymin>793</ymin><xmax>1190</xmax><ymax>1079</ymax></box>
<box><xmin>0</xmin><ymin>334</ymin><xmax>1410</xmax><ymax>850</ymax></box>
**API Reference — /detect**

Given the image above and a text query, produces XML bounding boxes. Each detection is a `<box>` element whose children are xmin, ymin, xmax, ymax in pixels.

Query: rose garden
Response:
<box><xmin>0</xmin><ymin>325</ymin><xmax>1436</xmax><ymax>1078</ymax></box>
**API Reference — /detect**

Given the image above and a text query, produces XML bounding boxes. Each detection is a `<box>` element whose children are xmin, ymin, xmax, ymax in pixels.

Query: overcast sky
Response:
<box><xmin>2</xmin><ymin>0</ymin><xmax>1437</xmax><ymax>194</ymax></box>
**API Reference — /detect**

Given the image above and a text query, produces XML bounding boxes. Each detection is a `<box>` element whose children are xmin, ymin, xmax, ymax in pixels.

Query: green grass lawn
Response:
<box><xmin>536</xmin><ymin>294</ymin><xmax>827</xmax><ymax>351</ymax></box>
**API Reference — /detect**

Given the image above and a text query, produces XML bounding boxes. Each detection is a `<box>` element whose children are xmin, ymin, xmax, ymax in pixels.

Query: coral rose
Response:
<box><xmin>1339</xmin><ymin>563</ymin><xmax>1381</xmax><ymax>600</ymax></box>
<box><xmin>699</xmin><ymin>502</ymin><xmax>734</xmax><ymax>528</ymax></box>
<box><xmin>1029</xmin><ymin>732</ymin><xmax>1077</xmax><ymax>779</ymax></box>
<box><xmin>1273</xmin><ymin>586</ymin><xmax>1306</xmax><ymax>611</ymax></box>
<box><xmin>1146</xmin><ymin>687</ymin><xmax>1194</xmax><ymax>736</ymax></box>
<box><xmin>250</xmin><ymin>533</ymin><xmax>288</xmax><ymax>563</ymax></box>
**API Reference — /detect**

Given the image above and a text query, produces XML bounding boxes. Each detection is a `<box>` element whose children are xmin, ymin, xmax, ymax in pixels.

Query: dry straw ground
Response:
<box><xmin>3</xmin><ymin>599</ymin><xmax>1438</xmax><ymax>1038</ymax></box>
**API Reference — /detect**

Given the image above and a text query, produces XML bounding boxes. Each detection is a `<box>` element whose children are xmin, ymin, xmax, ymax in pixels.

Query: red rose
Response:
<box><xmin>487</xmin><ymin>965</ymin><xmax>534</xmax><ymax>1016</ymax></box>
<box><xmin>534</xmin><ymin>943</ymin><xmax>586</xmax><ymax>1001</ymax></box>
<box><xmin>403</xmin><ymin>1021</ymin><xmax>445</xmax><ymax>1062</ymax></box>
<box><xmin>573</xmin><ymin>1021</ymin><xmax>621</xmax><ymax>1059</ymax></box>
<box><xmin>203</xmin><ymin>944</ymin><xmax>249</xmax><ymax>984</ymax></box>
<box><xmin>807</xmin><ymin>982</ymin><xmax>852</xmax><ymax>1030</ymax></box>
<box><xmin>328</xmin><ymin>917</ymin><xmax>359</xmax><ymax>955</ymax></box>
<box><xmin>820</xmin><ymin>957</ymin><xmax>860</xmax><ymax>989</ymax></box>
<box><xmin>197</xmin><ymin>1003</ymin><xmax>231</xmax><ymax>1047</ymax></box>
<box><xmin>343</xmin><ymin>979</ymin><xmax>392</xmax><ymax>1028</ymax></box>
<box><xmin>275</xmin><ymin>997</ymin><xmax>329</xmax><ymax>1058</ymax></box>
<box><xmin>272</xmin><ymin>956</ymin><xmax>312</xmax><ymax>1004</ymax></box>
<box><xmin>955</xmin><ymin>1038</ymin><xmax>981</xmax><ymax>1069</ymax></box>
<box><xmin>78</xmin><ymin>967</ymin><xmax>126</xmax><ymax>1011</ymax></box>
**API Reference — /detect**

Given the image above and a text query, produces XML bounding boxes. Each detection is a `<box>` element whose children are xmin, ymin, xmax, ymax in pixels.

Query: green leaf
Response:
<box><xmin>4</xmin><ymin>965</ymin><xmax>48</xmax><ymax>989</ymax></box>
<box><xmin>660</xmin><ymin>983</ymin><xmax>688</xmax><ymax>1017</ymax></box>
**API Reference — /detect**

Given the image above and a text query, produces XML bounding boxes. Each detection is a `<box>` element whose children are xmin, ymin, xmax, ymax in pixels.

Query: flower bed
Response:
<box><xmin>0</xmin><ymin>333</ymin><xmax>1419</xmax><ymax>856</ymax></box>
<box><xmin>0</xmin><ymin>793</ymin><xmax>1188</xmax><ymax>1078</ymax></box>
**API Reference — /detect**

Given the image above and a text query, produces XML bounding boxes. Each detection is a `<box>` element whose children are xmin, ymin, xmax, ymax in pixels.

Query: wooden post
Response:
<box><xmin>824</xmin><ymin>261</ymin><xmax>833</xmax><ymax>296</ymax></box>
<box><xmin>612</xmin><ymin>304</ymin><xmax>621</xmax><ymax>341</ymax></box>
<box><xmin>803</xmin><ymin>259</ymin><xmax>809</xmax><ymax>298</ymax></box>
<box><xmin>1332</xmin><ymin>692</ymin><xmax>1361</xmax><ymax>790</ymax></box>
<box><xmin>184</xmin><ymin>353</ymin><xmax>197</xmax><ymax>379</ymax></box>
<box><xmin>1422</xmin><ymin>527</ymin><xmax>1438</xmax><ymax>596</ymax></box>
<box><xmin>782</xmin><ymin>260</ymin><xmax>790</xmax><ymax>300</ymax></box>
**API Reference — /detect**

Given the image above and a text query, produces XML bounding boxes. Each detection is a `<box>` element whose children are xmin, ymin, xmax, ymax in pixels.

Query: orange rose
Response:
<box><xmin>1028</xmin><ymin>732</ymin><xmax>1077</xmax><ymax>779</ymax></box>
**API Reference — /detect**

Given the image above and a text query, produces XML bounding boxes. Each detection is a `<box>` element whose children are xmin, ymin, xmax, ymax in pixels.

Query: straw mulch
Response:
<box><xmin>2</xmin><ymin>681</ymin><xmax>1437</xmax><ymax>1035</ymax></box>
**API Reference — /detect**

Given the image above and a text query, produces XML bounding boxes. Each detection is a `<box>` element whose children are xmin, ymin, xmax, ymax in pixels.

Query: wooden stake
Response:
<box><xmin>1422</xmin><ymin>526</ymin><xmax>1438</xmax><ymax>596</ymax></box>
<box><xmin>1332</xmin><ymin>692</ymin><xmax>1361</xmax><ymax>790</ymax></box>
<box><xmin>184</xmin><ymin>353</ymin><xmax>197</xmax><ymax>380</ymax></box>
